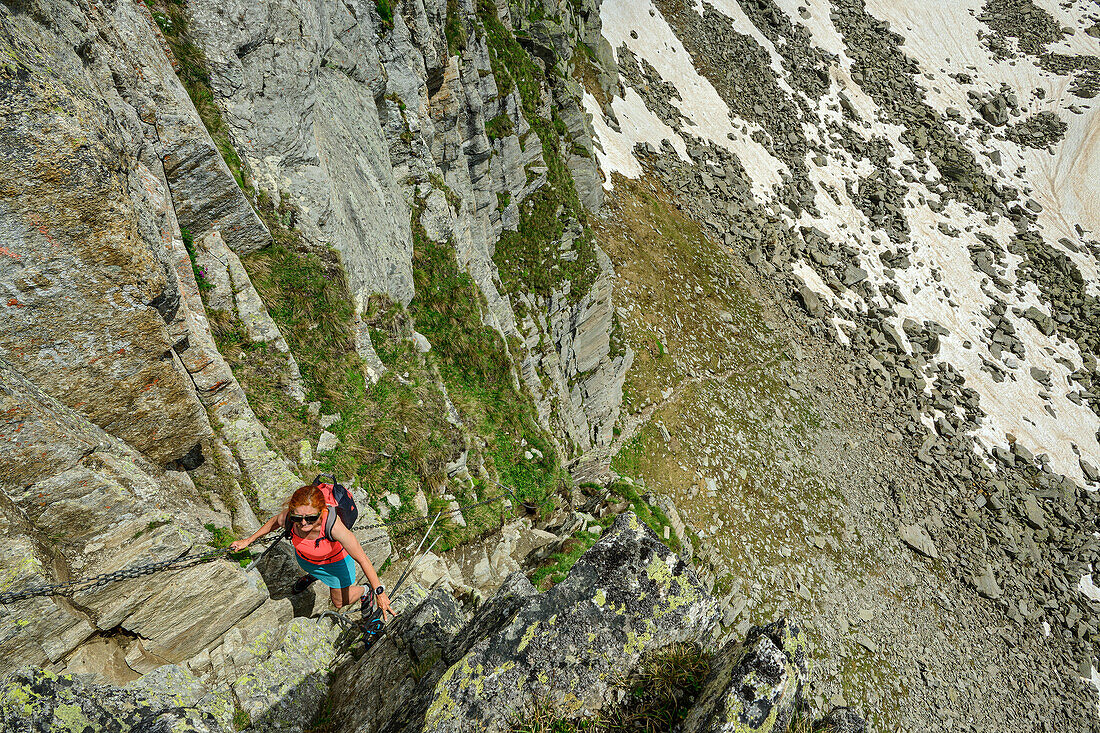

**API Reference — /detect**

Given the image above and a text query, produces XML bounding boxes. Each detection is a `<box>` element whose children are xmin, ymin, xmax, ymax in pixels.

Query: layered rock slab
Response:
<box><xmin>0</xmin><ymin>358</ymin><xmax>268</xmax><ymax>678</ymax></box>
<box><xmin>0</xmin><ymin>3</ymin><xmax>212</xmax><ymax>465</ymax></box>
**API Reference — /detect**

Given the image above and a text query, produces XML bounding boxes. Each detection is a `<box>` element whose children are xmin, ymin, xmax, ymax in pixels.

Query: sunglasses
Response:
<box><xmin>288</xmin><ymin>513</ymin><xmax>321</xmax><ymax>524</ymax></box>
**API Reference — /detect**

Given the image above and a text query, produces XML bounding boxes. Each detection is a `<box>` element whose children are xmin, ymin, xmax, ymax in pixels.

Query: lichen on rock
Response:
<box><xmin>419</xmin><ymin>511</ymin><xmax>719</xmax><ymax>733</ymax></box>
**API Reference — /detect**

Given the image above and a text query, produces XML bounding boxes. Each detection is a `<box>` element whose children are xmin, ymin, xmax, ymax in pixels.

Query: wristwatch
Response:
<box><xmin>374</xmin><ymin>585</ymin><xmax>385</xmax><ymax>597</ymax></box>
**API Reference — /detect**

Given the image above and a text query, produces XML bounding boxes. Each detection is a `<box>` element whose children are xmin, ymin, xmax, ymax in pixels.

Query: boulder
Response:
<box><xmin>419</xmin><ymin>512</ymin><xmax>719</xmax><ymax>732</ymax></box>
<box><xmin>318</xmin><ymin>431</ymin><xmax>340</xmax><ymax>454</ymax></box>
<box><xmin>972</xmin><ymin>565</ymin><xmax>1002</xmax><ymax>600</ymax></box>
<box><xmin>681</xmin><ymin>619</ymin><xmax>810</xmax><ymax>733</ymax></box>
<box><xmin>464</xmin><ymin>520</ymin><xmax>558</xmax><ymax>591</ymax></box>
<box><xmin>899</xmin><ymin>523</ymin><xmax>939</xmax><ymax>559</ymax></box>
<box><xmin>0</xmin><ymin>614</ymin><xmax>341</xmax><ymax>733</ymax></box>
<box><xmin>795</xmin><ymin>284</ymin><xmax>824</xmax><ymax>318</ymax></box>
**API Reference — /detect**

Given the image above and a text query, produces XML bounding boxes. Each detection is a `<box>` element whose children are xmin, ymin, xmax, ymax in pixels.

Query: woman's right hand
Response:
<box><xmin>229</xmin><ymin>539</ymin><xmax>251</xmax><ymax>552</ymax></box>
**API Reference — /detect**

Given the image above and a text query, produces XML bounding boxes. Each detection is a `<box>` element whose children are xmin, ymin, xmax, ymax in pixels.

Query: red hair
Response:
<box><xmin>287</xmin><ymin>485</ymin><xmax>325</xmax><ymax>514</ymax></box>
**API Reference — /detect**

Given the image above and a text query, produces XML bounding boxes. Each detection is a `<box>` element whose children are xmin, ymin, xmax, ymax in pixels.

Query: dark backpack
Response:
<box><xmin>313</xmin><ymin>474</ymin><xmax>359</xmax><ymax>541</ymax></box>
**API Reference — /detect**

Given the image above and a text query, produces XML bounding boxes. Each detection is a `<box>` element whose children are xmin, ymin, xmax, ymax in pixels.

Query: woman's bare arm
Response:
<box><xmin>229</xmin><ymin>509</ymin><xmax>287</xmax><ymax>551</ymax></box>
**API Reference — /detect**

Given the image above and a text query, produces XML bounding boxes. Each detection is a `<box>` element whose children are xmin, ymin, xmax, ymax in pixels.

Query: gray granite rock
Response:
<box><xmin>185</xmin><ymin>0</ymin><xmax>413</xmax><ymax>306</ymax></box>
<box><xmin>0</xmin><ymin>359</ymin><xmax>269</xmax><ymax>676</ymax></box>
<box><xmin>419</xmin><ymin>513</ymin><xmax>719</xmax><ymax>732</ymax></box>
<box><xmin>681</xmin><ymin>619</ymin><xmax>810</xmax><ymax>733</ymax></box>
<box><xmin>900</xmin><ymin>523</ymin><xmax>939</xmax><ymax>559</ymax></box>
<box><xmin>0</xmin><ymin>3</ymin><xmax>215</xmax><ymax>465</ymax></box>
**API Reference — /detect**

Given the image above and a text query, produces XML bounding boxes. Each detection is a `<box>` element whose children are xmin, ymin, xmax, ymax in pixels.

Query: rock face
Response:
<box><xmin>0</xmin><ymin>358</ymin><xmax>269</xmax><ymax>678</ymax></box>
<box><xmin>0</xmin><ymin>1</ymin><xmax>214</xmax><ymax>466</ymax></box>
<box><xmin>180</xmin><ymin>0</ymin><xmax>628</xmax><ymax>464</ymax></box>
<box><xmin>172</xmin><ymin>230</ymin><xmax>302</xmax><ymax>515</ymax></box>
<box><xmin>184</xmin><ymin>0</ymin><xmax>414</xmax><ymax>307</ymax></box>
<box><xmin>521</xmin><ymin>248</ymin><xmax>634</xmax><ymax>458</ymax></box>
<box><xmin>194</xmin><ymin>231</ymin><xmax>305</xmax><ymax>403</ymax></box>
<box><xmin>419</xmin><ymin>513</ymin><xmax>717</xmax><ymax>732</ymax></box>
<box><xmin>0</xmin><ymin>0</ymin><xmax>310</xmax><ymax>512</ymax></box>
<box><xmin>0</xmin><ymin>612</ymin><xmax>341</xmax><ymax>733</ymax></box>
<box><xmin>326</xmin><ymin>583</ymin><xmax>473</xmax><ymax>733</ymax></box>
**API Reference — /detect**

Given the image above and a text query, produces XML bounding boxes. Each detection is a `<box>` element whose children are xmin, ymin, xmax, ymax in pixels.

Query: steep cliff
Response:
<box><xmin>0</xmin><ymin>0</ymin><xmax>630</xmax><ymax>690</ymax></box>
<box><xmin>4</xmin><ymin>0</ymin><xmax>1100</xmax><ymax>730</ymax></box>
<box><xmin>1</xmin><ymin>514</ymin><xmax>855</xmax><ymax>733</ymax></box>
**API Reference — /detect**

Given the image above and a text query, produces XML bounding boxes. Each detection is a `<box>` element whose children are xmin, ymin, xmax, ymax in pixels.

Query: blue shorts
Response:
<box><xmin>296</xmin><ymin>553</ymin><xmax>357</xmax><ymax>589</ymax></box>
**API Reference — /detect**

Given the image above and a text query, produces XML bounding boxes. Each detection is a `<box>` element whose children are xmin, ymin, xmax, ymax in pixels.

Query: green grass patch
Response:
<box><xmin>233</xmin><ymin>705</ymin><xmax>251</xmax><ymax>731</ymax></box>
<box><xmin>409</xmin><ymin>205</ymin><xmax>560</xmax><ymax>516</ymax></box>
<box><xmin>476</xmin><ymin>0</ymin><xmax>598</xmax><ymax>300</ymax></box>
<box><xmin>526</xmin><ymin>478</ymin><xmax>682</xmax><ymax>590</ymax></box>
<box><xmin>609</xmin><ymin>427</ymin><xmax>657</xmax><ymax>484</ymax></box>
<box><xmin>181</xmin><ymin>227</ymin><xmax>214</xmax><ymax>292</ymax></box>
<box><xmin>607</xmin><ymin>481</ymin><xmax>680</xmax><ymax>551</ymax></box>
<box><xmin>486</xmin><ymin>112</ymin><xmax>515</xmax><ymax>141</ymax></box>
<box><xmin>375</xmin><ymin>0</ymin><xmax>393</xmax><ymax>27</ymax></box>
<box><xmin>204</xmin><ymin>523</ymin><xmax>252</xmax><ymax>567</ymax></box>
<box><xmin>445</xmin><ymin>0</ymin><xmax>467</xmax><ymax>55</ymax></box>
<box><xmin>528</xmin><ymin>526</ymin><xmax>605</xmax><ymax>588</ymax></box>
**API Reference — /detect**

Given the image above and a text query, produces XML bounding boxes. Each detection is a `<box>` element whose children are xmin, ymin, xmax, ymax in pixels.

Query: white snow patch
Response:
<box><xmin>598</xmin><ymin>0</ymin><xmax>786</xmax><ymax>197</ymax></box>
<box><xmin>1080</xmin><ymin>572</ymin><xmax>1100</xmax><ymax>603</ymax></box>
<box><xmin>831</xmin><ymin>317</ymin><xmax>852</xmax><ymax>346</ymax></box>
<box><xmin>862</xmin><ymin>0</ymin><xmax>1100</xmax><ymax>290</ymax></box>
<box><xmin>760</xmin><ymin>0</ymin><xmax>1100</xmax><ymax>483</ymax></box>
<box><xmin>584</xmin><ymin>89</ymin><xmax>688</xmax><ymax>186</ymax></box>
<box><xmin>887</xmin><ymin>200</ymin><xmax>1100</xmax><ymax>483</ymax></box>
<box><xmin>791</xmin><ymin>260</ymin><xmax>862</xmax><ymax>312</ymax></box>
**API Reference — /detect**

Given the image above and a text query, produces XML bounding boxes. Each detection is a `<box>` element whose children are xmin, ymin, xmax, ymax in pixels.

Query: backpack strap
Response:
<box><xmin>322</xmin><ymin>504</ymin><xmax>338</xmax><ymax>543</ymax></box>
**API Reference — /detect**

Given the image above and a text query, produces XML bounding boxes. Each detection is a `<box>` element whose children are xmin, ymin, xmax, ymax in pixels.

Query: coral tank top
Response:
<box><xmin>290</xmin><ymin>507</ymin><xmax>348</xmax><ymax>564</ymax></box>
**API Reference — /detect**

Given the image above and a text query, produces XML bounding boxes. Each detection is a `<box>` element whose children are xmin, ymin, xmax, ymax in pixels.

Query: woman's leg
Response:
<box><xmin>328</xmin><ymin>555</ymin><xmax>365</xmax><ymax>608</ymax></box>
<box><xmin>330</xmin><ymin>584</ymin><xmax>365</xmax><ymax>608</ymax></box>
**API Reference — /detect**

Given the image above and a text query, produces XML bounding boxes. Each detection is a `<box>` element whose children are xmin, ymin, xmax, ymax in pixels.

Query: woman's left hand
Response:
<box><xmin>376</xmin><ymin>591</ymin><xmax>396</xmax><ymax>622</ymax></box>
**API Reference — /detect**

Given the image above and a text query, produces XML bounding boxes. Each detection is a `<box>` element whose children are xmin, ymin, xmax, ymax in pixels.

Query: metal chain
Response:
<box><xmin>0</xmin><ymin>542</ymin><xmax>258</xmax><ymax>605</ymax></box>
<box><xmin>0</xmin><ymin>484</ymin><xmax>518</xmax><ymax>606</ymax></box>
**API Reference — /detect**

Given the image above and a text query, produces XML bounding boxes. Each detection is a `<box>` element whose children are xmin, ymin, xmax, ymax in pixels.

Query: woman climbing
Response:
<box><xmin>230</xmin><ymin>484</ymin><xmax>396</xmax><ymax>621</ymax></box>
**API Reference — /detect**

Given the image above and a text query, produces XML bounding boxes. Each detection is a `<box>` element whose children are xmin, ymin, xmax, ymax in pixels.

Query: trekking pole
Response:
<box><xmin>391</xmin><ymin>536</ymin><xmax>440</xmax><ymax>600</ymax></box>
<box><xmin>389</xmin><ymin>511</ymin><xmax>442</xmax><ymax>596</ymax></box>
